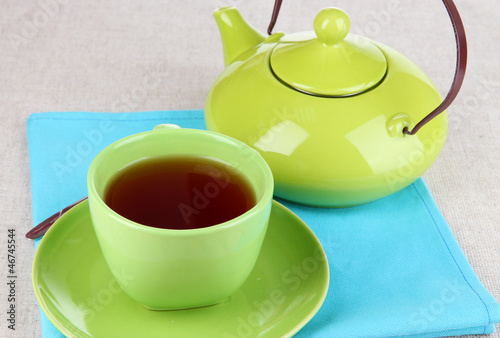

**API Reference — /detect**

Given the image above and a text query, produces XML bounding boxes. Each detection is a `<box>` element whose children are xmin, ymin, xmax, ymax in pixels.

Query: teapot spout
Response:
<box><xmin>214</xmin><ymin>7</ymin><xmax>266</xmax><ymax>66</ymax></box>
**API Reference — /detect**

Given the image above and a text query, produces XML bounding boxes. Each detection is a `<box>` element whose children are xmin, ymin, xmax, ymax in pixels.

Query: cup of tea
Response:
<box><xmin>87</xmin><ymin>124</ymin><xmax>273</xmax><ymax>310</ymax></box>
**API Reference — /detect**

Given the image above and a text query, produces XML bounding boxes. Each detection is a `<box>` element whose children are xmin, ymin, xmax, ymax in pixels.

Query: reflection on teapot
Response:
<box><xmin>205</xmin><ymin>1</ymin><xmax>467</xmax><ymax>207</ymax></box>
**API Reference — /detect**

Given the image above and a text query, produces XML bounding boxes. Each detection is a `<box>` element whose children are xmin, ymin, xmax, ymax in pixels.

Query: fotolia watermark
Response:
<box><xmin>345</xmin><ymin>0</ymin><xmax>401</xmax><ymax>53</ymax></box>
<box><xmin>51</xmin><ymin>64</ymin><xmax>170</xmax><ymax>179</ymax></box>
<box><xmin>178</xmin><ymin>164</ymin><xmax>231</xmax><ymax>224</ymax></box>
<box><xmin>409</xmin><ymin>279</ymin><xmax>466</xmax><ymax>331</ymax></box>
<box><xmin>51</xmin><ymin>119</ymin><xmax>115</xmax><ymax>178</ymax></box>
<box><xmin>353</xmin><ymin>0</ymin><xmax>402</xmax><ymax>38</ymax></box>
<box><xmin>111</xmin><ymin>64</ymin><xmax>170</xmax><ymax>111</ymax></box>
<box><xmin>384</xmin><ymin>127</ymin><xmax>446</xmax><ymax>193</ymax></box>
<box><xmin>79</xmin><ymin>269</ymin><xmax>135</xmax><ymax>322</ymax></box>
<box><xmin>7</xmin><ymin>0</ymin><xmax>69</xmax><ymax>50</ymax></box>
<box><xmin>222</xmin><ymin>248</ymin><xmax>326</xmax><ymax>338</ymax></box>
<box><xmin>452</xmin><ymin>74</ymin><xmax>500</xmax><ymax>131</ymax></box>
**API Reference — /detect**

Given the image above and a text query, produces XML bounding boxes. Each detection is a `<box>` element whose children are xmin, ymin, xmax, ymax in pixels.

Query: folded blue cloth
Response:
<box><xmin>27</xmin><ymin>111</ymin><xmax>500</xmax><ymax>337</ymax></box>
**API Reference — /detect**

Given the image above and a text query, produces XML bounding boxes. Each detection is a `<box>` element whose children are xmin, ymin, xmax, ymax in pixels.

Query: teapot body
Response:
<box><xmin>205</xmin><ymin>37</ymin><xmax>447</xmax><ymax>207</ymax></box>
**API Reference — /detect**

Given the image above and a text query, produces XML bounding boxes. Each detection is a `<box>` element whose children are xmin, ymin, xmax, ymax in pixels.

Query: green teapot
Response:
<box><xmin>205</xmin><ymin>0</ymin><xmax>467</xmax><ymax>207</ymax></box>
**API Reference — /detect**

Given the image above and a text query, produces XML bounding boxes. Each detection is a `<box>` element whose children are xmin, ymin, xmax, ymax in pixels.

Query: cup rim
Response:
<box><xmin>87</xmin><ymin>128</ymin><xmax>274</xmax><ymax>235</ymax></box>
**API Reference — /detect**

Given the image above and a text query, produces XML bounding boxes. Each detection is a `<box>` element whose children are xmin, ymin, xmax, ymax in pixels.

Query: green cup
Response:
<box><xmin>87</xmin><ymin>125</ymin><xmax>274</xmax><ymax>310</ymax></box>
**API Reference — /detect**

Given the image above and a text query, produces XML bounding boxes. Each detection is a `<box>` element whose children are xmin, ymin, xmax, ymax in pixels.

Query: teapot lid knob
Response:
<box><xmin>313</xmin><ymin>8</ymin><xmax>351</xmax><ymax>46</ymax></box>
<box><xmin>269</xmin><ymin>6</ymin><xmax>387</xmax><ymax>96</ymax></box>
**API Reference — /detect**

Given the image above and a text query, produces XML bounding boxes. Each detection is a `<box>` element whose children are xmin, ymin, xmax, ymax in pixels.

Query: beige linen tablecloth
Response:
<box><xmin>0</xmin><ymin>0</ymin><xmax>498</xmax><ymax>337</ymax></box>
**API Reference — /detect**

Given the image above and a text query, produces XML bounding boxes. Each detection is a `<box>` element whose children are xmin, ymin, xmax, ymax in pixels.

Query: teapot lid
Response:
<box><xmin>270</xmin><ymin>8</ymin><xmax>387</xmax><ymax>97</ymax></box>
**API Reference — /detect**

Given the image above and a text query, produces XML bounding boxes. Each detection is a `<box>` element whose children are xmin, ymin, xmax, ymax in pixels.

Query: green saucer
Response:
<box><xmin>32</xmin><ymin>200</ymin><xmax>329</xmax><ymax>338</ymax></box>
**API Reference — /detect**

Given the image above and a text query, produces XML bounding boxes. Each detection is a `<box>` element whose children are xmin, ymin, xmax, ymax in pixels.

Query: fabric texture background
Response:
<box><xmin>0</xmin><ymin>0</ymin><xmax>499</xmax><ymax>337</ymax></box>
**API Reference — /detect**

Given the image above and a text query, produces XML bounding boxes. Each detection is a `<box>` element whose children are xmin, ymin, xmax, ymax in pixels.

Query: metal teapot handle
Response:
<box><xmin>267</xmin><ymin>0</ymin><xmax>468</xmax><ymax>136</ymax></box>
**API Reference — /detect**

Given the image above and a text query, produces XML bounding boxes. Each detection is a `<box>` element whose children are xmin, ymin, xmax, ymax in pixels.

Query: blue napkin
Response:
<box><xmin>27</xmin><ymin>111</ymin><xmax>500</xmax><ymax>338</ymax></box>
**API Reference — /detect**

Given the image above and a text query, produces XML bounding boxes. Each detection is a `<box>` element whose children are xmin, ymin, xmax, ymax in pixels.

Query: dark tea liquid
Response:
<box><xmin>104</xmin><ymin>156</ymin><xmax>256</xmax><ymax>230</ymax></box>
